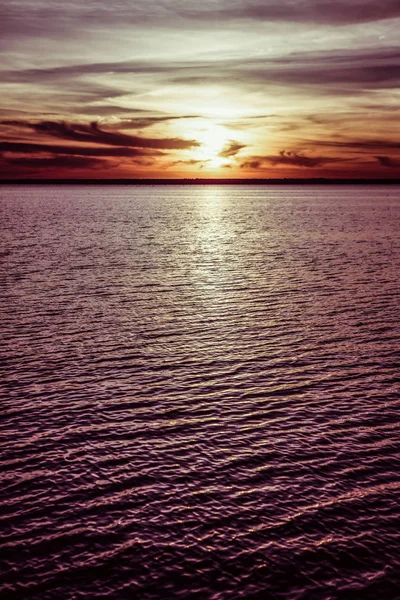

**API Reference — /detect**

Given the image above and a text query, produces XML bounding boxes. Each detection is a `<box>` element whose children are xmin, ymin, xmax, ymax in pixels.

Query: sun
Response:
<box><xmin>191</xmin><ymin>123</ymin><xmax>231</xmax><ymax>167</ymax></box>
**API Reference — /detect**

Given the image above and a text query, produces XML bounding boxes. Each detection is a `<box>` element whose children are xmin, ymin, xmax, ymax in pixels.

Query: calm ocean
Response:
<box><xmin>1</xmin><ymin>184</ymin><xmax>399</xmax><ymax>599</ymax></box>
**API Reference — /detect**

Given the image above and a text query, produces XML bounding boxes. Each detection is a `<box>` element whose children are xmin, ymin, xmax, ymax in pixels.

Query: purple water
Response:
<box><xmin>1</xmin><ymin>185</ymin><xmax>399</xmax><ymax>599</ymax></box>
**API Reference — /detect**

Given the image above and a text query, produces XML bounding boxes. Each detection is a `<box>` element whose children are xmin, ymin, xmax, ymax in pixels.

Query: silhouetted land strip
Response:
<box><xmin>1</xmin><ymin>178</ymin><xmax>399</xmax><ymax>185</ymax></box>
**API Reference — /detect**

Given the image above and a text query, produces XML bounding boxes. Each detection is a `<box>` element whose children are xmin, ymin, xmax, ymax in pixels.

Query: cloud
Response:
<box><xmin>173</xmin><ymin>46</ymin><xmax>400</xmax><ymax>91</ymax></box>
<box><xmin>3</xmin><ymin>45</ymin><xmax>399</xmax><ymax>86</ymax></box>
<box><xmin>240</xmin><ymin>159</ymin><xmax>263</xmax><ymax>169</ymax></box>
<box><xmin>76</xmin><ymin>106</ymin><xmax>153</xmax><ymax>117</ymax></box>
<box><xmin>375</xmin><ymin>155</ymin><xmax>400</xmax><ymax>168</ymax></box>
<box><xmin>169</xmin><ymin>159</ymin><xmax>208</xmax><ymax>167</ymax></box>
<box><xmin>106</xmin><ymin>115</ymin><xmax>201</xmax><ymax>130</ymax></box>
<box><xmin>241</xmin><ymin>150</ymin><xmax>343</xmax><ymax>168</ymax></box>
<box><xmin>266</xmin><ymin>151</ymin><xmax>339</xmax><ymax>167</ymax></box>
<box><xmin>311</xmin><ymin>138</ymin><xmax>400</xmax><ymax>150</ymax></box>
<box><xmin>3</xmin><ymin>155</ymin><xmax>109</xmax><ymax>170</ymax></box>
<box><xmin>0</xmin><ymin>141</ymin><xmax>161</xmax><ymax>157</ymax></box>
<box><xmin>0</xmin><ymin>60</ymin><xmax>182</xmax><ymax>84</ymax></box>
<box><xmin>1</xmin><ymin>120</ymin><xmax>199</xmax><ymax>150</ymax></box>
<box><xmin>1</xmin><ymin>0</ymin><xmax>399</xmax><ymax>43</ymax></box>
<box><xmin>177</xmin><ymin>0</ymin><xmax>400</xmax><ymax>25</ymax></box>
<box><xmin>1</xmin><ymin>46</ymin><xmax>398</xmax><ymax>101</ymax></box>
<box><xmin>219</xmin><ymin>141</ymin><xmax>246</xmax><ymax>158</ymax></box>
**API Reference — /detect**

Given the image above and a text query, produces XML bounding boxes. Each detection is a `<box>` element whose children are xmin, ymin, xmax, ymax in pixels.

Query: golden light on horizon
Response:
<box><xmin>194</xmin><ymin>124</ymin><xmax>230</xmax><ymax>164</ymax></box>
<box><xmin>187</xmin><ymin>122</ymin><xmax>243</xmax><ymax>169</ymax></box>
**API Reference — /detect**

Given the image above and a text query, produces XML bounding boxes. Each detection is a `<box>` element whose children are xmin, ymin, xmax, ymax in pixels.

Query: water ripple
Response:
<box><xmin>1</xmin><ymin>184</ymin><xmax>399</xmax><ymax>599</ymax></box>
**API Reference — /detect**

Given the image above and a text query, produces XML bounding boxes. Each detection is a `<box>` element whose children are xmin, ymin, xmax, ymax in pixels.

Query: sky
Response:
<box><xmin>1</xmin><ymin>0</ymin><xmax>399</xmax><ymax>179</ymax></box>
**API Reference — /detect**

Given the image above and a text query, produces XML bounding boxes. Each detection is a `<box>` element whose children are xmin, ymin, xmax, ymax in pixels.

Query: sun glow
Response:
<box><xmin>191</xmin><ymin>123</ymin><xmax>232</xmax><ymax>168</ymax></box>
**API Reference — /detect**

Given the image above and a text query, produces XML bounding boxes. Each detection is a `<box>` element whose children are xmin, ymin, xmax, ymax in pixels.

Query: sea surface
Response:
<box><xmin>1</xmin><ymin>184</ymin><xmax>399</xmax><ymax>600</ymax></box>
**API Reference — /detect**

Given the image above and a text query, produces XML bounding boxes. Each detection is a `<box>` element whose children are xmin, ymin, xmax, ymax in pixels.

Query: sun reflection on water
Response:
<box><xmin>188</xmin><ymin>187</ymin><xmax>238</xmax><ymax>312</ymax></box>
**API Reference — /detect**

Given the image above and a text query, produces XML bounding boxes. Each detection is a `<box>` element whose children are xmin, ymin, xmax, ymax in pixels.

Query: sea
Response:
<box><xmin>1</xmin><ymin>184</ymin><xmax>399</xmax><ymax>599</ymax></box>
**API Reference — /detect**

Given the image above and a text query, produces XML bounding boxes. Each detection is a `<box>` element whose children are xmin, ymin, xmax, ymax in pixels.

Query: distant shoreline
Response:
<box><xmin>1</xmin><ymin>178</ymin><xmax>399</xmax><ymax>185</ymax></box>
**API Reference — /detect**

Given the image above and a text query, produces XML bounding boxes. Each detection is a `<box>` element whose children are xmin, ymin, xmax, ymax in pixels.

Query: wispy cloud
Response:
<box><xmin>2</xmin><ymin>0</ymin><xmax>399</xmax><ymax>43</ymax></box>
<box><xmin>0</xmin><ymin>140</ymin><xmax>162</xmax><ymax>157</ymax></box>
<box><xmin>219</xmin><ymin>141</ymin><xmax>246</xmax><ymax>158</ymax></box>
<box><xmin>1</xmin><ymin>120</ymin><xmax>199</xmax><ymax>150</ymax></box>
<box><xmin>175</xmin><ymin>0</ymin><xmax>400</xmax><ymax>25</ymax></box>
<box><xmin>3</xmin><ymin>155</ymin><xmax>110</xmax><ymax>170</ymax></box>
<box><xmin>310</xmin><ymin>138</ymin><xmax>400</xmax><ymax>150</ymax></box>
<box><xmin>3</xmin><ymin>46</ymin><xmax>399</xmax><ymax>91</ymax></box>
<box><xmin>241</xmin><ymin>150</ymin><xmax>345</xmax><ymax>168</ymax></box>
<box><xmin>106</xmin><ymin>115</ymin><xmax>201</xmax><ymax>130</ymax></box>
<box><xmin>170</xmin><ymin>158</ymin><xmax>208</xmax><ymax>167</ymax></box>
<box><xmin>375</xmin><ymin>155</ymin><xmax>400</xmax><ymax>168</ymax></box>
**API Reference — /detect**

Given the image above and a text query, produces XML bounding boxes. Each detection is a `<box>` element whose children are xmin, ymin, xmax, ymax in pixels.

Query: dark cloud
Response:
<box><xmin>1</xmin><ymin>120</ymin><xmax>199</xmax><ymax>150</ymax></box>
<box><xmin>0</xmin><ymin>60</ymin><xmax>180</xmax><ymax>84</ymax></box>
<box><xmin>1</xmin><ymin>0</ymin><xmax>399</xmax><ymax>43</ymax></box>
<box><xmin>1</xmin><ymin>46</ymin><xmax>398</xmax><ymax>96</ymax></box>
<box><xmin>178</xmin><ymin>0</ymin><xmax>400</xmax><ymax>25</ymax></box>
<box><xmin>267</xmin><ymin>151</ymin><xmax>336</xmax><ymax>167</ymax></box>
<box><xmin>240</xmin><ymin>159</ymin><xmax>263</xmax><ymax>169</ymax></box>
<box><xmin>358</xmin><ymin>103</ymin><xmax>400</xmax><ymax>113</ymax></box>
<box><xmin>0</xmin><ymin>120</ymin><xmax>25</xmax><ymax>128</ymax></box>
<box><xmin>3</xmin><ymin>155</ymin><xmax>109</xmax><ymax>170</ymax></box>
<box><xmin>173</xmin><ymin>47</ymin><xmax>400</xmax><ymax>91</ymax></box>
<box><xmin>0</xmin><ymin>108</ymin><xmax>44</xmax><ymax>118</ymax></box>
<box><xmin>219</xmin><ymin>141</ymin><xmax>246</xmax><ymax>158</ymax></box>
<box><xmin>311</xmin><ymin>138</ymin><xmax>400</xmax><ymax>150</ymax></box>
<box><xmin>0</xmin><ymin>64</ymin><xmax>129</xmax><ymax>106</ymax></box>
<box><xmin>375</xmin><ymin>155</ymin><xmax>400</xmax><ymax>168</ymax></box>
<box><xmin>0</xmin><ymin>141</ymin><xmax>161</xmax><ymax>158</ymax></box>
<box><xmin>0</xmin><ymin>106</ymin><xmax>156</xmax><ymax>122</ymax></box>
<box><xmin>170</xmin><ymin>159</ymin><xmax>208</xmax><ymax>167</ymax></box>
<box><xmin>240</xmin><ymin>151</ymin><xmax>343</xmax><ymax>168</ymax></box>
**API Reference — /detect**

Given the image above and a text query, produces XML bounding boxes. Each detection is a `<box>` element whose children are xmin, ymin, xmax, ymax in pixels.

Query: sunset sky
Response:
<box><xmin>1</xmin><ymin>0</ymin><xmax>399</xmax><ymax>179</ymax></box>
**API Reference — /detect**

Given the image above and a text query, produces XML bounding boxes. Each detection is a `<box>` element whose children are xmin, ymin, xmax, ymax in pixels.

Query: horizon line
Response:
<box><xmin>1</xmin><ymin>177</ymin><xmax>400</xmax><ymax>185</ymax></box>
